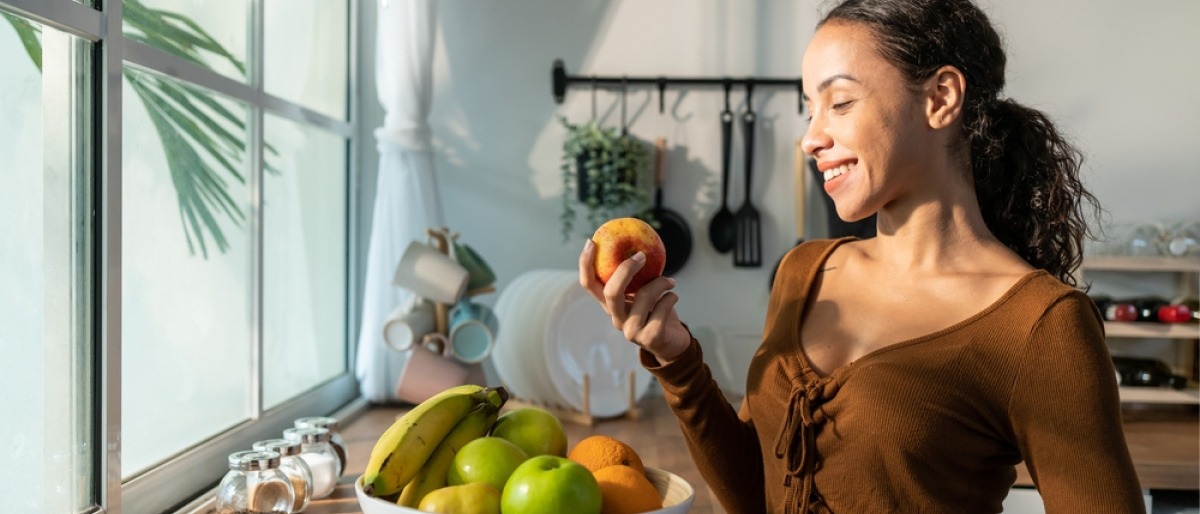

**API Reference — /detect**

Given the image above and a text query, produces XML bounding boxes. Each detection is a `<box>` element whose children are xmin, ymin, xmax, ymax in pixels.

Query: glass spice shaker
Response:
<box><xmin>252</xmin><ymin>439</ymin><xmax>313</xmax><ymax>513</ymax></box>
<box><xmin>282</xmin><ymin>427</ymin><xmax>341</xmax><ymax>500</ymax></box>
<box><xmin>215</xmin><ymin>450</ymin><xmax>294</xmax><ymax>514</ymax></box>
<box><xmin>293</xmin><ymin>416</ymin><xmax>348</xmax><ymax>475</ymax></box>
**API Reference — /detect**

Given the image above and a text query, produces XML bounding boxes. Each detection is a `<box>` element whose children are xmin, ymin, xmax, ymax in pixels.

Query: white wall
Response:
<box><xmin>356</xmin><ymin>0</ymin><xmax>1200</xmax><ymax>389</ymax></box>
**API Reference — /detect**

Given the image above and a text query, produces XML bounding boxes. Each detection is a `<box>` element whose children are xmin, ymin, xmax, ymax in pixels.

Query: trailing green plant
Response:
<box><xmin>4</xmin><ymin>1</ymin><xmax>277</xmax><ymax>258</ymax></box>
<box><xmin>559</xmin><ymin>117</ymin><xmax>652</xmax><ymax>241</ymax></box>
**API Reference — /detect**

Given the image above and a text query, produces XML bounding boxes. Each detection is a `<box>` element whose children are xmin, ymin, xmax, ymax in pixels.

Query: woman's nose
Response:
<box><xmin>801</xmin><ymin>117</ymin><xmax>831</xmax><ymax>157</ymax></box>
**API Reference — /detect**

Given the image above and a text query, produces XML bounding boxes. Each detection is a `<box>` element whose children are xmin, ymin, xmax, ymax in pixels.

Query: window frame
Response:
<box><xmin>0</xmin><ymin>0</ymin><xmax>363</xmax><ymax>512</ymax></box>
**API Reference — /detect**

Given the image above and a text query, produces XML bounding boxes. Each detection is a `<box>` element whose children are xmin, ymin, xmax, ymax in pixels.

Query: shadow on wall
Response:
<box><xmin>433</xmin><ymin>0</ymin><xmax>613</xmax><ymax>220</ymax></box>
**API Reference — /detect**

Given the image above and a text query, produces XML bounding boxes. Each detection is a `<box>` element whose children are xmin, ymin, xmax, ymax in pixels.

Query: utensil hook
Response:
<box><xmin>657</xmin><ymin>78</ymin><xmax>667</xmax><ymax>114</ymax></box>
<box><xmin>745</xmin><ymin>80</ymin><xmax>755</xmax><ymax>114</ymax></box>
<box><xmin>723</xmin><ymin>80</ymin><xmax>732</xmax><ymax>114</ymax></box>
<box><xmin>590</xmin><ymin>77</ymin><xmax>597</xmax><ymax>121</ymax></box>
<box><xmin>620</xmin><ymin>77</ymin><xmax>629</xmax><ymax>134</ymax></box>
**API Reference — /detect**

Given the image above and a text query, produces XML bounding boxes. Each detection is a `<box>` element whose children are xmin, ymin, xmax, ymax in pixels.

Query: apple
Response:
<box><xmin>489</xmin><ymin>407</ymin><xmax>568</xmax><ymax>458</ymax></box>
<box><xmin>501</xmin><ymin>456</ymin><xmax>602</xmax><ymax>514</ymax></box>
<box><xmin>447</xmin><ymin>436</ymin><xmax>528</xmax><ymax>493</ymax></box>
<box><xmin>416</xmin><ymin>482</ymin><xmax>501</xmax><ymax>514</ymax></box>
<box><xmin>591</xmin><ymin>217</ymin><xmax>667</xmax><ymax>294</ymax></box>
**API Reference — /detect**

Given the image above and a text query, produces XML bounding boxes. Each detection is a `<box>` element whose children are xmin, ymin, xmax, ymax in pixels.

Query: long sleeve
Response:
<box><xmin>1008</xmin><ymin>291</ymin><xmax>1145</xmax><ymax>513</ymax></box>
<box><xmin>641</xmin><ymin>338</ymin><xmax>765</xmax><ymax>514</ymax></box>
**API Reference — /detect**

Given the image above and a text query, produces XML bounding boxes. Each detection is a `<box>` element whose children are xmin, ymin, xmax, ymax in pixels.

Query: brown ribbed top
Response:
<box><xmin>642</xmin><ymin>238</ymin><xmax>1144</xmax><ymax>513</ymax></box>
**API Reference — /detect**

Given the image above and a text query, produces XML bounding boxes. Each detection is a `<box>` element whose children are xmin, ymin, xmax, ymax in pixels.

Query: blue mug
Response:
<box><xmin>448</xmin><ymin>299</ymin><xmax>499</xmax><ymax>364</ymax></box>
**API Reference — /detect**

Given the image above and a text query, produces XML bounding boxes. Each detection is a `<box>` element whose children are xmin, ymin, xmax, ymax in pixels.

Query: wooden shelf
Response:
<box><xmin>1083</xmin><ymin>256</ymin><xmax>1200</xmax><ymax>272</ymax></box>
<box><xmin>1105</xmin><ymin>322</ymin><xmax>1200</xmax><ymax>339</ymax></box>
<box><xmin>1119</xmin><ymin>386</ymin><xmax>1200</xmax><ymax>405</ymax></box>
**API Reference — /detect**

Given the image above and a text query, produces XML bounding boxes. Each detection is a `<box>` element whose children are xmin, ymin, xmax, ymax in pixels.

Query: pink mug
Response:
<box><xmin>394</xmin><ymin>334</ymin><xmax>470</xmax><ymax>404</ymax></box>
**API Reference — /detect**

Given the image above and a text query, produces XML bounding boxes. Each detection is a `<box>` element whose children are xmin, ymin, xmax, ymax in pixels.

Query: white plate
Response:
<box><xmin>354</xmin><ymin>468</ymin><xmax>695</xmax><ymax>514</ymax></box>
<box><xmin>492</xmin><ymin>271</ymin><xmax>550</xmax><ymax>401</ymax></box>
<box><xmin>522</xmin><ymin>271</ymin><xmax>577</xmax><ymax>407</ymax></box>
<box><xmin>543</xmin><ymin>282</ymin><xmax>654</xmax><ymax>418</ymax></box>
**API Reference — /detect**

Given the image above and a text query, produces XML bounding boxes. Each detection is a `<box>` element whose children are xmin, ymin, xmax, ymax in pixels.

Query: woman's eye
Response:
<box><xmin>831</xmin><ymin>100</ymin><xmax>854</xmax><ymax>111</ymax></box>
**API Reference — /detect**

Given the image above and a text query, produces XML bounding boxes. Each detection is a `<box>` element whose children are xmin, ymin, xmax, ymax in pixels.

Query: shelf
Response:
<box><xmin>1083</xmin><ymin>256</ymin><xmax>1200</xmax><ymax>272</ymax></box>
<box><xmin>1119</xmin><ymin>386</ymin><xmax>1200</xmax><ymax>405</ymax></box>
<box><xmin>1105</xmin><ymin>322</ymin><xmax>1200</xmax><ymax>339</ymax></box>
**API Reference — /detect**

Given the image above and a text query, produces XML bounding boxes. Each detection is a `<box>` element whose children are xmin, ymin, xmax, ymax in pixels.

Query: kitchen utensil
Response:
<box><xmin>649</xmin><ymin>137</ymin><xmax>693</xmax><ymax>276</ymax></box>
<box><xmin>734</xmin><ymin>90</ymin><xmax>762</xmax><ymax>267</ymax></box>
<box><xmin>544</xmin><ymin>278</ymin><xmax>653</xmax><ymax>417</ymax></box>
<box><xmin>708</xmin><ymin>84</ymin><xmax>737</xmax><ymax>253</ymax></box>
<box><xmin>448</xmin><ymin>298</ymin><xmax>499</xmax><ymax>364</ymax></box>
<box><xmin>770</xmin><ymin>140</ymin><xmax>808</xmax><ymax>290</ymax></box>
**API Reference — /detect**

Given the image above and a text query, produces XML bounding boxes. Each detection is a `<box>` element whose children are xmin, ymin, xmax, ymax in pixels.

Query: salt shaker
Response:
<box><xmin>252</xmin><ymin>439</ymin><xmax>313</xmax><ymax>513</ymax></box>
<box><xmin>293</xmin><ymin>416</ymin><xmax>348</xmax><ymax>475</ymax></box>
<box><xmin>215</xmin><ymin>450</ymin><xmax>294</xmax><ymax>514</ymax></box>
<box><xmin>283</xmin><ymin>427</ymin><xmax>341</xmax><ymax>499</ymax></box>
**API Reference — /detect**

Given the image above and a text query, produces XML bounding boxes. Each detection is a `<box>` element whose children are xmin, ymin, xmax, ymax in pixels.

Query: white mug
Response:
<box><xmin>393</xmin><ymin>241</ymin><xmax>469</xmax><ymax>305</ymax></box>
<box><xmin>383</xmin><ymin>299</ymin><xmax>436</xmax><ymax>352</ymax></box>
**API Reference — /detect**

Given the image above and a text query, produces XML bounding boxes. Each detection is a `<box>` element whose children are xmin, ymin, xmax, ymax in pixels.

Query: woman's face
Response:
<box><xmin>801</xmin><ymin>21</ymin><xmax>937</xmax><ymax>222</ymax></box>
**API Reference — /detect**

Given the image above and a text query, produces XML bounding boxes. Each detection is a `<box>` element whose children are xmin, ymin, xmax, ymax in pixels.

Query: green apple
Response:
<box><xmin>489</xmin><ymin>407</ymin><xmax>568</xmax><ymax>457</ymax></box>
<box><xmin>416</xmin><ymin>482</ymin><xmax>501</xmax><ymax>514</ymax></box>
<box><xmin>447</xmin><ymin>436</ymin><xmax>528</xmax><ymax>493</ymax></box>
<box><xmin>501</xmin><ymin>455</ymin><xmax>602</xmax><ymax>514</ymax></box>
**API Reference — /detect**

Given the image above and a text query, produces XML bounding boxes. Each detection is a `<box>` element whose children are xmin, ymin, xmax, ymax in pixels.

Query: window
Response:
<box><xmin>0</xmin><ymin>0</ymin><xmax>358</xmax><ymax>512</ymax></box>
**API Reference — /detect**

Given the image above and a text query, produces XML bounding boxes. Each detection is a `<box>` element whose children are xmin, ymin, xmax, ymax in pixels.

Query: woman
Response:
<box><xmin>577</xmin><ymin>0</ymin><xmax>1144</xmax><ymax>512</ymax></box>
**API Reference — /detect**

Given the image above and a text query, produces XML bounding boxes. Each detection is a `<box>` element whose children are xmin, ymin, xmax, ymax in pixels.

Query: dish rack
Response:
<box><xmin>502</xmin><ymin>371</ymin><xmax>644</xmax><ymax>426</ymax></box>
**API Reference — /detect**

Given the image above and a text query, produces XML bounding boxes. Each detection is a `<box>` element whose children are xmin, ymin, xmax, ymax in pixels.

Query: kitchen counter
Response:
<box><xmin>302</xmin><ymin>395</ymin><xmax>1197</xmax><ymax>514</ymax></box>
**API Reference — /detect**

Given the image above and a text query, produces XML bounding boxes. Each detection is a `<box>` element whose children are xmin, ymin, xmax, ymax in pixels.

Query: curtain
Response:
<box><xmin>354</xmin><ymin>0</ymin><xmax>443</xmax><ymax>402</ymax></box>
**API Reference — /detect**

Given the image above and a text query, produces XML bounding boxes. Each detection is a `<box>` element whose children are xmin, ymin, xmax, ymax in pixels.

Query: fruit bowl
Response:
<box><xmin>354</xmin><ymin>467</ymin><xmax>696</xmax><ymax>514</ymax></box>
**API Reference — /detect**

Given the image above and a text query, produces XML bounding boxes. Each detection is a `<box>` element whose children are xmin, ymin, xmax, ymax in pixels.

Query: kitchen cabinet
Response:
<box><xmin>1078</xmin><ymin>256</ymin><xmax>1200</xmax><ymax>405</ymax></box>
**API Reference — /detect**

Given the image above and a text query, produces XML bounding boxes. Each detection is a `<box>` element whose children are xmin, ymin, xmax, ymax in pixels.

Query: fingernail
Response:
<box><xmin>667</xmin><ymin>278</ymin><xmax>676</xmax><ymax>286</ymax></box>
<box><xmin>632</xmin><ymin>252</ymin><xmax>645</xmax><ymax>262</ymax></box>
<box><xmin>584</xmin><ymin>239</ymin><xmax>594</xmax><ymax>251</ymax></box>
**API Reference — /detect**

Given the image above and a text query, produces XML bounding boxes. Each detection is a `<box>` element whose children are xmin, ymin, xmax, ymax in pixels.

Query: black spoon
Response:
<box><xmin>708</xmin><ymin>83</ymin><xmax>736</xmax><ymax>253</ymax></box>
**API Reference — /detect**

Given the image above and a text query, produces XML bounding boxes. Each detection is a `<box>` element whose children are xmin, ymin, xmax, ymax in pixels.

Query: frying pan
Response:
<box><xmin>650</xmin><ymin>137</ymin><xmax>693</xmax><ymax>276</ymax></box>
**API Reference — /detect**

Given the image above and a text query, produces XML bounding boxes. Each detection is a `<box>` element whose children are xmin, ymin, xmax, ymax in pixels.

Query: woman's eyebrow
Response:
<box><xmin>802</xmin><ymin>73</ymin><xmax>861</xmax><ymax>102</ymax></box>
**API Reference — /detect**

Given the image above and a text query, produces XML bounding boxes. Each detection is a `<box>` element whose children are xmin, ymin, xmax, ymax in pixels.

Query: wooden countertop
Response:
<box><xmin>306</xmin><ymin>395</ymin><xmax>1198</xmax><ymax>514</ymax></box>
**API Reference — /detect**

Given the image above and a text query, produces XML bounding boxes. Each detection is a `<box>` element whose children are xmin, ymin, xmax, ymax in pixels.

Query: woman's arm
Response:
<box><xmin>1009</xmin><ymin>291</ymin><xmax>1145</xmax><ymax>514</ymax></box>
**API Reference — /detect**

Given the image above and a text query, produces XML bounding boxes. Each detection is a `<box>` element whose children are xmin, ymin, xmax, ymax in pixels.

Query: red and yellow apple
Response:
<box><xmin>591</xmin><ymin>217</ymin><xmax>666</xmax><ymax>295</ymax></box>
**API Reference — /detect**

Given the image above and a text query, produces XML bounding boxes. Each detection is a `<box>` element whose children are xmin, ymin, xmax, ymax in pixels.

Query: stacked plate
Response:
<box><xmin>492</xmin><ymin>270</ymin><xmax>653</xmax><ymax>417</ymax></box>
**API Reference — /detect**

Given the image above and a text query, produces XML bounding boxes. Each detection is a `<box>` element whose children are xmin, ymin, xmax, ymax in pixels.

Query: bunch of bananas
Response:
<box><xmin>361</xmin><ymin>384</ymin><xmax>509</xmax><ymax>506</ymax></box>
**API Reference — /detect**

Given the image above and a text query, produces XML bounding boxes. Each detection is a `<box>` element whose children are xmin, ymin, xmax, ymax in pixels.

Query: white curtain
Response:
<box><xmin>355</xmin><ymin>0</ymin><xmax>444</xmax><ymax>402</ymax></box>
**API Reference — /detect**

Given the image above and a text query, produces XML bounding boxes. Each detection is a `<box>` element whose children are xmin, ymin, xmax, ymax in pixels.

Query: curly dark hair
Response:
<box><xmin>821</xmin><ymin>0</ymin><xmax>1102</xmax><ymax>286</ymax></box>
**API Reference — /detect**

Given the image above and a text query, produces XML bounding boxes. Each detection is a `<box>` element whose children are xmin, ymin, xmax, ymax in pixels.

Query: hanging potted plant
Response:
<box><xmin>559</xmin><ymin>117</ymin><xmax>651</xmax><ymax>241</ymax></box>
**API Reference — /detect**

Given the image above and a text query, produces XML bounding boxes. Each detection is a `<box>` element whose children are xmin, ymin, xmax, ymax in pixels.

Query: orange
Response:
<box><xmin>593</xmin><ymin>464</ymin><xmax>662</xmax><ymax>514</ymax></box>
<box><xmin>568</xmin><ymin>435</ymin><xmax>645</xmax><ymax>474</ymax></box>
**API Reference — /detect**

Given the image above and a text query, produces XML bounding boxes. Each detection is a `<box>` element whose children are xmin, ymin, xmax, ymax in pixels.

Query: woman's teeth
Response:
<box><xmin>823</xmin><ymin>163</ymin><xmax>851</xmax><ymax>182</ymax></box>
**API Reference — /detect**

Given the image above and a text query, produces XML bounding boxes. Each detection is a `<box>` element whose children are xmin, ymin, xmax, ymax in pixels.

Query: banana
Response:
<box><xmin>396</xmin><ymin>403</ymin><xmax>499</xmax><ymax>507</ymax></box>
<box><xmin>362</xmin><ymin>385</ymin><xmax>508</xmax><ymax>497</ymax></box>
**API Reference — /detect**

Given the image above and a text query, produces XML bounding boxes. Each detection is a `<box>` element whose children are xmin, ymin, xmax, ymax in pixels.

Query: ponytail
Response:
<box><xmin>968</xmin><ymin>99</ymin><xmax>1100</xmax><ymax>287</ymax></box>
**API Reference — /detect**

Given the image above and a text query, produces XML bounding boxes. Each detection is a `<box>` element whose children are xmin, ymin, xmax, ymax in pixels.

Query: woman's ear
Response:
<box><xmin>926</xmin><ymin>65</ymin><xmax>966</xmax><ymax>129</ymax></box>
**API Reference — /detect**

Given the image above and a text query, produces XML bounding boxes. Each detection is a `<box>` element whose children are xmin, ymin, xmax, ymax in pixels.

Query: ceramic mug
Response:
<box><xmin>382</xmin><ymin>299</ymin><xmax>436</xmax><ymax>352</ymax></box>
<box><xmin>448</xmin><ymin>299</ymin><xmax>499</xmax><ymax>364</ymax></box>
<box><xmin>393</xmin><ymin>241</ymin><xmax>469</xmax><ymax>305</ymax></box>
<box><xmin>394</xmin><ymin>334</ymin><xmax>469</xmax><ymax>404</ymax></box>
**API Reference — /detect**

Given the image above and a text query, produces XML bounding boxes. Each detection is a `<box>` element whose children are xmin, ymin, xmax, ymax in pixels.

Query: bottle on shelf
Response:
<box><xmin>1090</xmin><ymin>295</ymin><xmax>1138</xmax><ymax>322</ymax></box>
<box><xmin>1160</xmin><ymin>296</ymin><xmax>1199</xmax><ymax>324</ymax></box>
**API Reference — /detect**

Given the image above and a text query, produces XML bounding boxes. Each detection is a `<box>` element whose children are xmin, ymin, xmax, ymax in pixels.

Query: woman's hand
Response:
<box><xmin>579</xmin><ymin>239</ymin><xmax>692</xmax><ymax>364</ymax></box>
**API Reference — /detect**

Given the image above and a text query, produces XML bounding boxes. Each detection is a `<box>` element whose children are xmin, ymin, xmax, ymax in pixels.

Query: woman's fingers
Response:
<box><xmin>622</xmin><ymin>275</ymin><xmax>675</xmax><ymax>342</ymax></box>
<box><xmin>578</xmin><ymin>239</ymin><xmax>605</xmax><ymax>301</ymax></box>
<box><xmin>601</xmin><ymin>252</ymin><xmax>645</xmax><ymax>323</ymax></box>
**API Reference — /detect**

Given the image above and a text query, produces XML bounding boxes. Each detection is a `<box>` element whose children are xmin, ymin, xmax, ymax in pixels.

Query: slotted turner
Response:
<box><xmin>734</xmin><ymin>102</ymin><xmax>761</xmax><ymax>267</ymax></box>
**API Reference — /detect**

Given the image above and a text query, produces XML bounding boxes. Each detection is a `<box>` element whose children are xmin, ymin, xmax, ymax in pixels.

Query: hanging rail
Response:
<box><xmin>551</xmin><ymin>58</ymin><xmax>804</xmax><ymax>113</ymax></box>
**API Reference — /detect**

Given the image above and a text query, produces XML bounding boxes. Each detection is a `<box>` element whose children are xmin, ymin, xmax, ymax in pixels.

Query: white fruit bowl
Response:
<box><xmin>354</xmin><ymin>467</ymin><xmax>696</xmax><ymax>514</ymax></box>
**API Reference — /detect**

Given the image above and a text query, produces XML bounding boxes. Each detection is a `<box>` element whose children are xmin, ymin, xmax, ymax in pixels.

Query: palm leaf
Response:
<box><xmin>2</xmin><ymin>12</ymin><xmax>41</xmax><ymax>71</ymax></box>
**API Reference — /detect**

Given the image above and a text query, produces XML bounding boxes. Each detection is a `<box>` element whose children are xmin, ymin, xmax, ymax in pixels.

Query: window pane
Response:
<box><xmin>0</xmin><ymin>13</ymin><xmax>94</xmax><ymax>514</ymax></box>
<box><xmin>262</xmin><ymin>113</ymin><xmax>348</xmax><ymax>409</ymax></box>
<box><xmin>264</xmin><ymin>0</ymin><xmax>348</xmax><ymax>120</ymax></box>
<box><xmin>121</xmin><ymin>66</ymin><xmax>251</xmax><ymax>477</ymax></box>
<box><xmin>123</xmin><ymin>0</ymin><xmax>249</xmax><ymax>83</ymax></box>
